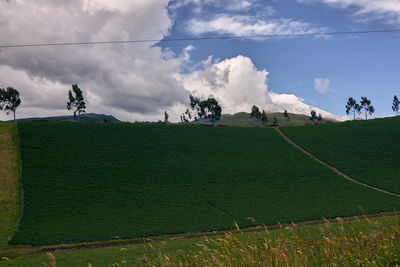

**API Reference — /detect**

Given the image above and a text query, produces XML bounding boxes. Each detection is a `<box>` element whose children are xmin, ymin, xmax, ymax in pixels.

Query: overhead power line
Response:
<box><xmin>1</xmin><ymin>29</ymin><xmax>400</xmax><ymax>49</ymax></box>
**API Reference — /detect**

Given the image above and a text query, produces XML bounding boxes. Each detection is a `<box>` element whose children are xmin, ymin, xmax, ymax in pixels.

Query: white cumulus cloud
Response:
<box><xmin>182</xmin><ymin>55</ymin><xmax>346</xmax><ymax>121</ymax></box>
<box><xmin>0</xmin><ymin>0</ymin><xmax>187</xmax><ymax>122</ymax></box>
<box><xmin>314</xmin><ymin>77</ymin><xmax>333</xmax><ymax>94</ymax></box>
<box><xmin>0</xmin><ymin>0</ymin><xmax>345</xmax><ymax>122</ymax></box>
<box><xmin>187</xmin><ymin>14</ymin><xmax>326</xmax><ymax>36</ymax></box>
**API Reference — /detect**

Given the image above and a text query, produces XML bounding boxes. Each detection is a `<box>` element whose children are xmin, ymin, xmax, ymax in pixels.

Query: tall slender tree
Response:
<box><xmin>310</xmin><ymin>110</ymin><xmax>317</xmax><ymax>123</ymax></box>
<box><xmin>261</xmin><ymin>110</ymin><xmax>268</xmax><ymax>125</ymax></box>
<box><xmin>67</xmin><ymin>84</ymin><xmax>86</xmax><ymax>121</ymax></box>
<box><xmin>360</xmin><ymin>96</ymin><xmax>374</xmax><ymax>120</ymax></box>
<box><xmin>189</xmin><ymin>94</ymin><xmax>201</xmax><ymax>121</ymax></box>
<box><xmin>164</xmin><ymin>111</ymin><xmax>169</xmax><ymax>122</ymax></box>
<box><xmin>345</xmin><ymin>97</ymin><xmax>361</xmax><ymax>120</ymax></box>
<box><xmin>392</xmin><ymin>95</ymin><xmax>399</xmax><ymax>115</ymax></box>
<box><xmin>0</xmin><ymin>87</ymin><xmax>21</xmax><ymax>122</ymax></box>
<box><xmin>283</xmin><ymin>110</ymin><xmax>289</xmax><ymax>121</ymax></box>
<box><xmin>317</xmin><ymin>114</ymin><xmax>322</xmax><ymax>123</ymax></box>
<box><xmin>272</xmin><ymin>116</ymin><xmax>278</xmax><ymax>126</ymax></box>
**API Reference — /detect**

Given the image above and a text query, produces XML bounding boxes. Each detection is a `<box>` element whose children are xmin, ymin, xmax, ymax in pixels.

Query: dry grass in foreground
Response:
<box><xmin>144</xmin><ymin>217</ymin><xmax>400</xmax><ymax>266</ymax></box>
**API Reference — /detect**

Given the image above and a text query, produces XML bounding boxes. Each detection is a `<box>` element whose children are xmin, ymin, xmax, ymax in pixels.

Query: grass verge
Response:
<box><xmin>1</xmin><ymin>214</ymin><xmax>399</xmax><ymax>266</ymax></box>
<box><xmin>148</xmin><ymin>215</ymin><xmax>400</xmax><ymax>266</ymax></box>
<box><xmin>0</xmin><ymin>122</ymin><xmax>21</xmax><ymax>250</ymax></box>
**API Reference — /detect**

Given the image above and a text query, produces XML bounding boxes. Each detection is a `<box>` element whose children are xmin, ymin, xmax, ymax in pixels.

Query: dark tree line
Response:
<box><xmin>345</xmin><ymin>96</ymin><xmax>374</xmax><ymax>120</ymax></box>
<box><xmin>180</xmin><ymin>95</ymin><xmax>222</xmax><ymax>125</ymax></box>
<box><xmin>310</xmin><ymin>110</ymin><xmax>322</xmax><ymax>124</ymax></box>
<box><xmin>3</xmin><ymin>82</ymin><xmax>399</xmax><ymax>124</ymax></box>
<box><xmin>250</xmin><ymin>105</ymin><xmax>271</xmax><ymax>125</ymax></box>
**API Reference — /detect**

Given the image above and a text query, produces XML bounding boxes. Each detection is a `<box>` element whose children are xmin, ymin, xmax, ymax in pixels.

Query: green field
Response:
<box><xmin>9</xmin><ymin>121</ymin><xmax>400</xmax><ymax>245</ymax></box>
<box><xmin>281</xmin><ymin>117</ymin><xmax>400</xmax><ymax>194</ymax></box>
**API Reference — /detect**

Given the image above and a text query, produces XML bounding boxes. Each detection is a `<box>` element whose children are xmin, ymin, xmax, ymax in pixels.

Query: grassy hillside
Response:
<box><xmin>0</xmin><ymin>123</ymin><xmax>21</xmax><ymax>250</ymax></box>
<box><xmin>281</xmin><ymin>117</ymin><xmax>400</xmax><ymax>194</ymax></box>
<box><xmin>216</xmin><ymin>112</ymin><xmax>331</xmax><ymax>127</ymax></box>
<box><xmin>10</xmin><ymin>121</ymin><xmax>400</xmax><ymax>245</ymax></box>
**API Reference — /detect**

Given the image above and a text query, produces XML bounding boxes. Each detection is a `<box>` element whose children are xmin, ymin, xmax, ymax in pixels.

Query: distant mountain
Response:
<box><xmin>11</xmin><ymin>113</ymin><xmax>120</xmax><ymax>123</ymax></box>
<box><xmin>179</xmin><ymin>112</ymin><xmax>336</xmax><ymax>126</ymax></box>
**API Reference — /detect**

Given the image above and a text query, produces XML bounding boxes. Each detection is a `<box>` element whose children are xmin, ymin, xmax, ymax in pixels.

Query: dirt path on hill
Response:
<box><xmin>274</xmin><ymin>127</ymin><xmax>400</xmax><ymax>198</ymax></box>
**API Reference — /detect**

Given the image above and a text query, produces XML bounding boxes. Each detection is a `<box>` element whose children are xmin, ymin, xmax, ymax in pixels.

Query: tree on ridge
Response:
<box><xmin>360</xmin><ymin>96</ymin><xmax>374</xmax><ymax>120</ymax></box>
<box><xmin>0</xmin><ymin>87</ymin><xmax>21</xmax><ymax>122</ymax></box>
<box><xmin>283</xmin><ymin>110</ymin><xmax>289</xmax><ymax>121</ymax></box>
<box><xmin>250</xmin><ymin>105</ymin><xmax>262</xmax><ymax>119</ymax></box>
<box><xmin>180</xmin><ymin>94</ymin><xmax>222</xmax><ymax>125</ymax></box>
<box><xmin>392</xmin><ymin>95</ymin><xmax>399</xmax><ymax>115</ymax></box>
<box><xmin>272</xmin><ymin>116</ymin><xmax>278</xmax><ymax>126</ymax></box>
<box><xmin>67</xmin><ymin>84</ymin><xmax>86</xmax><ymax>121</ymax></box>
<box><xmin>310</xmin><ymin>110</ymin><xmax>317</xmax><ymax>123</ymax></box>
<box><xmin>345</xmin><ymin>97</ymin><xmax>361</xmax><ymax>120</ymax></box>
<box><xmin>261</xmin><ymin>110</ymin><xmax>268</xmax><ymax>125</ymax></box>
<box><xmin>164</xmin><ymin>111</ymin><xmax>169</xmax><ymax>122</ymax></box>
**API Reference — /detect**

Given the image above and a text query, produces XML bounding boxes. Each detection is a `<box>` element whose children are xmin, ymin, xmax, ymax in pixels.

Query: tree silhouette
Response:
<box><xmin>261</xmin><ymin>110</ymin><xmax>268</xmax><ymax>125</ymax></box>
<box><xmin>199</xmin><ymin>98</ymin><xmax>222</xmax><ymax>125</ymax></box>
<box><xmin>250</xmin><ymin>105</ymin><xmax>262</xmax><ymax>119</ymax></box>
<box><xmin>310</xmin><ymin>110</ymin><xmax>317</xmax><ymax>123</ymax></box>
<box><xmin>67</xmin><ymin>84</ymin><xmax>86</xmax><ymax>121</ymax></box>
<box><xmin>392</xmin><ymin>95</ymin><xmax>399</xmax><ymax>115</ymax></box>
<box><xmin>345</xmin><ymin>97</ymin><xmax>361</xmax><ymax>120</ymax></box>
<box><xmin>189</xmin><ymin>94</ymin><xmax>201</xmax><ymax>121</ymax></box>
<box><xmin>360</xmin><ymin>96</ymin><xmax>374</xmax><ymax>120</ymax></box>
<box><xmin>181</xmin><ymin>95</ymin><xmax>222</xmax><ymax>125</ymax></box>
<box><xmin>0</xmin><ymin>87</ymin><xmax>21</xmax><ymax>122</ymax></box>
<box><xmin>164</xmin><ymin>111</ymin><xmax>169</xmax><ymax>122</ymax></box>
<box><xmin>272</xmin><ymin>116</ymin><xmax>278</xmax><ymax>126</ymax></box>
<box><xmin>283</xmin><ymin>110</ymin><xmax>289</xmax><ymax>121</ymax></box>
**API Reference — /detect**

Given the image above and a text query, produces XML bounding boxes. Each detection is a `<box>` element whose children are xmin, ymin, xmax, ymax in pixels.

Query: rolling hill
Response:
<box><xmin>9</xmin><ymin>113</ymin><xmax>120</xmax><ymax>123</ymax></box>
<box><xmin>282</xmin><ymin>116</ymin><xmax>400</xmax><ymax>194</ymax></box>
<box><xmin>216</xmin><ymin>112</ymin><xmax>335</xmax><ymax>126</ymax></box>
<box><xmin>183</xmin><ymin>111</ymin><xmax>337</xmax><ymax>126</ymax></box>
<box><xmin>9</xmin><ymin>120</ymin><xmax>400</xmax><ymax>245</ymax></box>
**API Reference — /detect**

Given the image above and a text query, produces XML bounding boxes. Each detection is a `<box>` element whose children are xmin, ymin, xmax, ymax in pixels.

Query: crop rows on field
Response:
<box><xmin>11</xmin><ymin>121</ymin><xmax>400</xmax><ymax>245</ymax></box>
<box><xmin>281</xmin><ymin>117</ymin><xmax>400</xmax><ymax>194</ymax></box>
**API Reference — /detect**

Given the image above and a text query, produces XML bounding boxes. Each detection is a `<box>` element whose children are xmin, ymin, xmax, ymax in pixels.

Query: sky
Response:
<box><xmin>0</xmin><ymin>0</ymin><xmax>400</xmax><ymax>122</ymax></box>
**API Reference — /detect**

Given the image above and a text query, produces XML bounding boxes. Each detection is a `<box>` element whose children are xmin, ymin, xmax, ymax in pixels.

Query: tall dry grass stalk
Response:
<box><xmin>146</xmin><ymin>216</ymin><xmax>400</xmax><ymax>266</ymax></box>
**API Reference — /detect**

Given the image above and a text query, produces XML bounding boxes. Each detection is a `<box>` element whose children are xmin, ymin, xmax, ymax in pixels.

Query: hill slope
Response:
<box><xmin>216</xmin><ymin>112</ymin><xmax>332</xmax><ymax>126</ymax></box>
<box><xmin>12</xmin><ymin>113</ymin><xmax>119</xmax><ymax>123</ymax></box>
<box><xmin>281</xmin><ymin>117</ymin><xmax>400</xmax><ymax>194</ymax></box>
<box><xmin>10</xmin><ymin>121</ymin><xmax>400</xmax><ymax>245</ymax></box>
